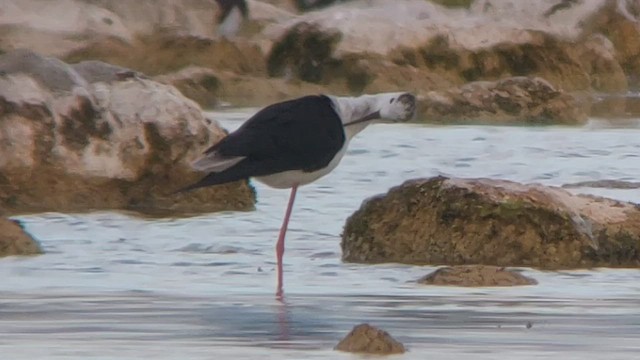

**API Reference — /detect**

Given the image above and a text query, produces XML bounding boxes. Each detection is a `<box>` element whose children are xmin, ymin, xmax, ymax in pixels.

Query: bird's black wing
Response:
<box><xmin>181</xmin><ymin>95</ymin><xmax>345</xmax><ymax>191</ymax></box>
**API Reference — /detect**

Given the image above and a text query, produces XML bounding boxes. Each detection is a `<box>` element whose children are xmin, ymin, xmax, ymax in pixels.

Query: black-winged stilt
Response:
<box><xmin>215</xmin><ymin>0</ymin><xmax>248</xmax><ymax>39</ymax></box>
<box><xmin>180</xmin><ymin>92</ymin><xmax>416</xmax><ymax>297</ymax></box>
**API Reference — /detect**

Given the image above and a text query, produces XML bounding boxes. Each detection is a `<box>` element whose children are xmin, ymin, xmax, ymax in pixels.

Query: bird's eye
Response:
<box><xmin>389</xmin><ymin>98</ymin><xmax>395</xmax><ymax>104</ymax></box>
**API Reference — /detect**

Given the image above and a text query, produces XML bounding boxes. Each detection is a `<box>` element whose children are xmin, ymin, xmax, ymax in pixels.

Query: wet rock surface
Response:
<box><xmin>335</xmin><ymin>323</ymin><xmax>405</xmax><ymax>354</ymax></box>
<box><xmin>418</xmin><ymin>265</ymin><xmax>538</xmax><ymax>287</ymax></box>
<box><xmin>0</xmin><ymin>50</ymin><xmax>255</xmax><ymax>217</ymax></box>
<box><xmin>563</xmin><ymin>180</ymin><xmax>640</xmax><ymax>189</ymax></box>
<box><xmin>0</xmin><ymin>218</ymin><xmax>42</xmax><ymax>257</ymax></box>
<box><xmin>342</xmin><ymin>176</ymin><xmax>640</xmax><ymax>269</ymax></box>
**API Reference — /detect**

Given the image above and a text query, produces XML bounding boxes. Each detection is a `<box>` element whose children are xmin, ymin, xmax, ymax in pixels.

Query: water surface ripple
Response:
<box><xmin>2</xmin><ymin>113</ymin><xmax>640</xmax><ymax>359</ymax></box>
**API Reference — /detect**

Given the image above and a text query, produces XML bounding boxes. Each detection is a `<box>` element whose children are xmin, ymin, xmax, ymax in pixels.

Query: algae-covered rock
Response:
<box><xmin>0</xmin><ymin>50</ymin><xmax>255</xmax><ymax>217</ymax></box>
<box><xmin>419</xmin><ymin>76</ymin><xmax>588</xmax><ymax>125</ymax></box>
<box><xmin>394</xmin><ymin>30</ymin><xmax>628</xmax><ymax>94</ymax></box>
<box><xmin>0</xmin><ymin>218</ymin><xmax>42</xmax><ymax>257</ymax></box>
<box><xmin>262</xmin><ymin>0</ymin><xmax>632</xmax><ymax>97</ymax></box>
<box><xmin>342</xmin><ymin>176</ymin><xmax>640</xmax><ymax>269</ymax></box>
<box><xmin>335</xmin><ymin>323</ymin><xmax>405</xmax><ymax>354</ymax></box>
<box><xmin>267</xmin><ymin>22</ymin><xmax>342</xmax><ymax>83</ymax></box>
<box><xmin>418</xmin><ymin>265</ymin><xmax>537</xmax><ymax>287</ymax></box>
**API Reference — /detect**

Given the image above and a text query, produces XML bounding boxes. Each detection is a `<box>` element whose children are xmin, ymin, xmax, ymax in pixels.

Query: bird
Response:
<box><xmin>179</xmin><ymin>92</ymin><xmax>417</xmax><ymax>297</ymax></box>
<box><xmin>215</xmin><ymin>0</ymin><xmax>249</xmax><ymax>39</ymax></box>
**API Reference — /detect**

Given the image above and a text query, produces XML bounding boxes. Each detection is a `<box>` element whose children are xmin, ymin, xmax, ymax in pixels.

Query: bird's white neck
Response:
<box><xmin>328</xmin><ymin>94</ymin><xmax>383</xmax><ymax>141</ymax></box>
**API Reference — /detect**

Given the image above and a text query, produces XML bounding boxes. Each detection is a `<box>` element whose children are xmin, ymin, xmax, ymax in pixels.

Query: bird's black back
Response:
<box><xmin>182</xmin><ymin>95</ymin><xmax>345</xmax><ymax>191</ymax></box>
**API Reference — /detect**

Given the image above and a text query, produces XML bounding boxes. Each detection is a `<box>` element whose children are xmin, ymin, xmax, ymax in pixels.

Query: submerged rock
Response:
<box><xmin>563</xmin><ymin>180</ymin><xmax>640</xmax><ymax>190</ymax></box>
<box><xmin>0</xmin><ymin>218</ymin><xmax>42</xmax><ymax>257</ymax></box>
<box><xmin>0</xmin><ymin>50</ymin><xmax>255</xmax><ymax>216</ymax></box>
<box><xmin>419</xmin><ymin>76</ymin><xmax>587</xmax><ymax>125</ymax></box>
<box><xmin>342</xmin><ymin>176</ymin><xmax>640</xmax><ymax>269</ymax></box>
<box><xmin>418</xmin><ymin>265</ymin><xmax>537</xmax><ymax>287</ymax></box>
<box><xmin>335</xmin><ymin>323</ymin><xmax>405</xmax><ymax>354</ymax></box>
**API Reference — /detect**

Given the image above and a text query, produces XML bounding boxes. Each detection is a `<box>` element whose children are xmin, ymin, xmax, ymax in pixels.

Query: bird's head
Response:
<box><xmin>343</xmin><ymin>92</ymin><xmax>417</xmax><ymax>127</ymax></box>
<box><xmin>377</xmin><ymin>92</ymin><xmax>417</xmax><ymax>123</ymax></box>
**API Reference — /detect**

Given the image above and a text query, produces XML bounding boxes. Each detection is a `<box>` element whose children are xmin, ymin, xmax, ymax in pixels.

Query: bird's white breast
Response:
<box><xmin>255</xmin><ymin>95</ymin><xmax>373</xmax><ymax>189</ymax></box>
<box><xmin>255</xmin><ymin>142</ymin><xmax>348</xmax><ymax>189</ymax></box>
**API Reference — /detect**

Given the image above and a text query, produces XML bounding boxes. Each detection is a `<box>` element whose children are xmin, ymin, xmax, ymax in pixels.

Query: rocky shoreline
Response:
<box><xmin>1</xmin><ymin>0</ymin><xmax>639</xmax><ymax>121</ymax></box>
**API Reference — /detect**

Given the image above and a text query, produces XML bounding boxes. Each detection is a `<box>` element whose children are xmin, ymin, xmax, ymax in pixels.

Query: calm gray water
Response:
<box><xmin>2</xmin><ymin>110</ymin><xmax>640</xmax><ymax>359</ymax></box>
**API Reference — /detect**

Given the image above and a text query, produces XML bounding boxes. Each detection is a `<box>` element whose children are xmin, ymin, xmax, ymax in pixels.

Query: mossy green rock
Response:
<box><xmin>341</xmin><ymin>176</ymin><xmax>640</xmax><ymax>269</ymax></box>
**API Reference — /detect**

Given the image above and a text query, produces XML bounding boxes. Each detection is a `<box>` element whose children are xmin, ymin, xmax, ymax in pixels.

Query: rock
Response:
<box><xmin>396</xmin><ymin>31</ymin><xmax>628</xmax><ymax>94</ymax></box>
<box><xmin>574</xmin><ymin>34</ymin><xmax>628</xmax><ymax>93</ymax></box>
<box><xmin>0</xmin><ymin>49</ymin><xmax>89</xmax><ymax>91</ymax></box>
<box><xmin>157</xmin><ymin>66</ymin><xmax>330</xmax><ymax>108</ymax></box>
<box><xmin>262</xmin><ymin>0</ymin><xmax>454</xmax><ymax>56</ymax></box>
<box><xmin>267</xmin><ymin>22</ymin><xmax>342</xmax><ymax>83</ymax></box>
<box><xmin>263</xmin><ymin>0</ymin><xmax>592</xmax><ymax>55</ymax></box>
<box><xmin>0</xmin><ymin>50</ymin><xmax>255</xmax><ymax>216</ymax></box>
<box><xmin>335</xmin><ymin>323</ymin><xmax>405</xmax><ymax>354</ymax></box>
<box><xmin>341</xmin><ymin>176</ymin><xmax>640</xmax><ymax>269</ymax></box>
<box><xmin>262</xmin><ymin>0</ymin><xmax>631</xmax><ymax>93</ymax></box>
<box><xmin>212</xmin><ymin>72</ymin><xmax>329</xmax><ymax>107</ymax></box>
<box><xmin>155</xmin><ymin>66</ymin><xmax>221</xmax><ymax>109</ymax></box>
<box><xmin>64</xmin><ymin>33</ymin><xmax>265</xmax><ymax>77</ymax></box>
<box><xmin>0</xmin><ymin>218</ymin><xmax>43</xmax><ymax>257</ymax></box>
<box><xmin>71</xmin><ymin>60</ymin><xmax>145</xmax><ymax>84</ymax></box>
<box><xmin>563</xmin><ymin>180</ymin><xmax>640</xmax><ymax>189</ymax></box>
<box><xmin>419</xmin><ymin>76</ymin><xmax>588</xmax><ymax>125</ymax></box>
<box><xmin>0</xmin><ymin>0</ymin><xmax>219</xmax><ymax>57</ymax></box>
<box><xmin>418</xmin><ymin>265</ymin><xmax>537</xmax><ymax>286</ymax></box>
<box><xmin>585</xmin><ymin>0</ymin><xmax>640</xmax><ymax>87</ymax></box>
<box><xmin>585</xmin><ymin>91</ymin><xmax>640</xmax><ymax>119</ymax></box>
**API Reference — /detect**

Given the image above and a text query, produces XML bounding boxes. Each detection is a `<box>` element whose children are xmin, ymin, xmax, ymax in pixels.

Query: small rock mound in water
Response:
<box><xmin>335</xmin><ymin>323</ymin><xmax>405</xmax><ymax>354</ymax></box>
<box><xmin>0</xmin><ymin>218</ymin><xmax>43</xmax><ymax>257</ymax></box>
<box><xmin>418</xmin><ymin>265</ymin><xmax>537</xmax><ymax>287</ymax></box>
<box><xmin>342</xmin><ymin>176</ymin><xmax>640</xmax><ymax>268</ymax></box>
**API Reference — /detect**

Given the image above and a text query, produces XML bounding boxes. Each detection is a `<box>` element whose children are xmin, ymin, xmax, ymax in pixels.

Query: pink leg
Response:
<box><xmin>276</xmin><ymin>185</ymin><xmax>298</xmax><ymax>298</ymax></box>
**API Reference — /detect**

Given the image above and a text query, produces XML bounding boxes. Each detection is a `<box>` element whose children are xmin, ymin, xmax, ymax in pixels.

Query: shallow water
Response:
<box><xmin>2</xmin><ymin>111</ymin><xmax>640</xmax><ymax>359</ymax></box>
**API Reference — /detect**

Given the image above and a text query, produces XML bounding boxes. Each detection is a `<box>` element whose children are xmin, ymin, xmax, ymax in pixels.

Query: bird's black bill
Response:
<box><xmin>344</xmin><ymin>110</ymin><xmax>381</xmax><ymax>127</ymax></box>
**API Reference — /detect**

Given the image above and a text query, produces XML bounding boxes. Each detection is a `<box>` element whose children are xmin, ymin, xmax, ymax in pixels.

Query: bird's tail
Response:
<box><xmin>171</xmin><ymin>165</ymin><xmax>254</xmax><ymax>195</ymax></box>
